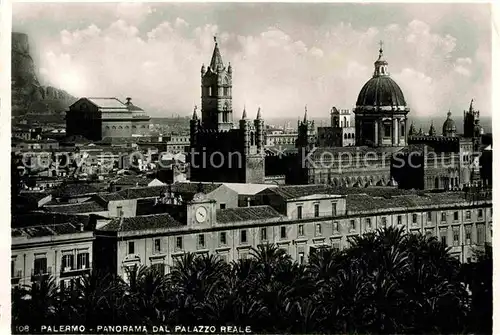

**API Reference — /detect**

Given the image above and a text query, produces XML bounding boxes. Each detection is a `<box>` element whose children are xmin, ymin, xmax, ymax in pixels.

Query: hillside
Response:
<box><xmin>12</xmin><ymin>32</ymin><xmax>77</xmax><ymax>122</ymax></box>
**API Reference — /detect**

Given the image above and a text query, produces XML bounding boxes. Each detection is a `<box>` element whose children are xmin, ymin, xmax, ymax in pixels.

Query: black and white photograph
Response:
<box><xmin>9</xmin><ymin>2</ymin><xmax>494</xmax><ymax>334</ymax></box>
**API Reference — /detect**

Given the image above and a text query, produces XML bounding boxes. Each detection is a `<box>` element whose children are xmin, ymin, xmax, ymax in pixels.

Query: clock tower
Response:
<box><xmin>186</xmin><ymin>192</ymin><xmax>217</xmax><ymax>226</ymax></box>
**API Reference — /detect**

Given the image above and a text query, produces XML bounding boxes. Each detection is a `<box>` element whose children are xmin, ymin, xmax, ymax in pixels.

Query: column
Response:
<box><xmin>374</xmin><ymin>121</ymin><xmax>378</xmax><ymax>145</ymax></box>
<box><xmin>378</xmin><ymin>121</ymin><xmax>383</xmax><ymax>146</ymax></box>
<box><xmin>393</xmin><ymin>118</ymin><xmax>398</xmax><ymax>146</ymax></box>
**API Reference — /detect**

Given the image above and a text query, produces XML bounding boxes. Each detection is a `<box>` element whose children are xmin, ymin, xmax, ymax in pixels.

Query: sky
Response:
<box><xmin>13</xmin><ymin>3</ymin><xmax>492</xmax><ymax>120</ymax></box>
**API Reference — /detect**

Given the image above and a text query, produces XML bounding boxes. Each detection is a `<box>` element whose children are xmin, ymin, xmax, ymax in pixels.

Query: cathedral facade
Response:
<box><xmin>292</xmin><ymin>44</ymin><xmax>483</xmax><ymax>190</ymax></box>
<box><xmin>189</xmin><ymin>39</ymin><xmax>266</xmax><ymax>183</ymax></box>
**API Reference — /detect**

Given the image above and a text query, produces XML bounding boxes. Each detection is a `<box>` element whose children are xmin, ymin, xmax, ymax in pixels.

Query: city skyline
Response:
<box><xmin>13</xmin><ymin>3</ymin><xmax>491</xmax><ymax>119</ymax></box>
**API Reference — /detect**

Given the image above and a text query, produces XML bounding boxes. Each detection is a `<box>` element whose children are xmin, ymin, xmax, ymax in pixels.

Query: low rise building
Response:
<box><xmin>93</xmin><ymin>185</ymin><xmax>491</xmax><ymax>283</ymax></box>
<box><xmin>11</xmin><ymin>213</ymin><xmax>94</xmax><ymax>289</ymax></box>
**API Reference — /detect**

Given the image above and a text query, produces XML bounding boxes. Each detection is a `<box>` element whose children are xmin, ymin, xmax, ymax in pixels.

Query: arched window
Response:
<box><xmin>344</xmin><ymin>133</ymin><xmax>348</xmax><ymax>139</ymax></box>
<box><xmin>208</xmin><ymin>86</ymin><xmax>212</xmax><ymax>96</ymax></box>
<box><xmin>250</xmin><ymin>132</ymin><xmax>255</xmax><ymax>146</ymax></box>
<box><xmin>400</xmin><ymin>123</ymin><xmax>405</xmax><ymax>136</ymax></box>
<box><xmin>118</xmin><ymin>126</ymin><xmax>123</xmax><ymax>129</ymax></box>
<box><xmin>112</xmin><ymin>126</ymin><xmax>116</xmax><ymax>129</ymax></box>
<box><xmin>343</xmin><ymin>117</ymin><xmax>347</xmax><ymax>128</ymax></box>
<box><xmin>435</xmin><ymin>177</ymin><xmax>439</xmax><ymax>189</ymax></box>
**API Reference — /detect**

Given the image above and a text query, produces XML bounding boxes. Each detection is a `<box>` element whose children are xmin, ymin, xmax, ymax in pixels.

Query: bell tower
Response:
<box><xmin>201</xmin><ymin>37</ymin><xmax>233</xmax><ymax>131</ymax></box>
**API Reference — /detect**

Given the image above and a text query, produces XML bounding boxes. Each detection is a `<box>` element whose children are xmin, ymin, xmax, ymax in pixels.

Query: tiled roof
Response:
<box><xmin>52</xmin><ymin>183</ymin><xmax>102</xmax><ymax>198</ymax></box>
<box><xmin>346</xmin><ymin>191</ymin><xmax>490</xmax><ymax>213</ymax></box>
<box><xmin>43</xmin><ymin>201</ymin><xmax>107</xmax><ymax>214</ymax></box>
<box><xmin>264</xmin><ymin>184</ymin><xmax>338</xmax><ymax>200</ymax></box>
<box><xmin>114</xmin><ymin>175</ymin><xmax>153</xmax><ymax>186</ymax></box>
<box><xmin>18</xmin><ymin>192</ymin><xmax>51</xmax><ymax>203</ymax></box>
<box><xmin>12</xmin><ymin>213</ymin><xmax>90</xmax><ymax>238</ymax></box>
<box><xmin>216</xmin><ymin>206</ymin><xmax>283</xmax><ymax>224</ymax></box>
<box><xmin>95</xmin><ymin>193</ymin><xmax>125</xmax><ymax>202</ymax></box>
<box><xmin>99</xmin><ymin>213</ymin><xmax>184</xmax><ymax>232</ymax></box>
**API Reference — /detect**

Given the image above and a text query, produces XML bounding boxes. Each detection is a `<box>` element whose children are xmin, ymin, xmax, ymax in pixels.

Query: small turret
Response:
<box><xmin>408</xmin><ymin>122</ymin><xmax>416</xmax><ymax>136</ymax></box>
<box><xmin>303</xmin><ymin>105</ymin><xmax>308</xmax><ymax>123</ymax></box>
<box><xmin>228</xmin><ymin>62</ymin><xmax>232</xmax><ymax>74</ymax></box>
<box><xmin>428</xmin><ymin>121</ymin><xmax>436</xmax><ymax>136</ymax></box>
<box><xmin>201</xmin><ymin>64</ymin><xmax>206</xmax><ymax>76</ymax></box>
<box><xmin>254</xmin><ymin>107</ymin><xmax>265</xmax><ymax>153</ymax></box>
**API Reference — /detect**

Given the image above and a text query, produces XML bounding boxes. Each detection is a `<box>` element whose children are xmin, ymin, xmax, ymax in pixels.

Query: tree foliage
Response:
<box><xmin>12</xmin><ymin>228</ymin><xmax>492</xmax><ymax>334</ymax></box>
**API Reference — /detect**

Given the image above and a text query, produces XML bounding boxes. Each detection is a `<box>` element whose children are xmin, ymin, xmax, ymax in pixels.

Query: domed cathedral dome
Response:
<box><xmin>354</xmin><ymin>42</ymin><xmax>410</xmax><ymax>147</ymax></box>
<box><xmin>442</xmin><ymin>111</ymin><xmax>457</xmax><ymax>137</ymax></box>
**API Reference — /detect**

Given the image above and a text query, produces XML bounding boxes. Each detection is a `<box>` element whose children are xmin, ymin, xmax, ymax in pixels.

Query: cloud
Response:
<box><xmin>26</xmin><ymin>9</ymin><xmax>490</xmax><ymax>119</ymax></box>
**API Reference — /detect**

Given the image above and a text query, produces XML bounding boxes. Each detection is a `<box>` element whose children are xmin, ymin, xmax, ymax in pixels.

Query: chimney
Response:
<box><xmin>126</xmin><ymin>97</ymin><xmax>132</xmax><ymax>106</ymax></box>
<box><xmin>78</xmin><ymin>222</ymin><xmax>84</xmax><ymax>232</ymax></box>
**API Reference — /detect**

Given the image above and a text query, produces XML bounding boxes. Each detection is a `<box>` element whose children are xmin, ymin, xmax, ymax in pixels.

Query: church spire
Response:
<box><xmin>469</xmin><ymin>98</ymin><xmax>474</xmax><ymax>113</ymax></box>
<box><xmin>256</xmin><ymin>107</ymin><xmax>261</xmax><ymax>119</ymax></box>
<box><xmin>210</xmin><ymin>35</ymin><xmax>224</xmax><ymax>70</ymax></box>
<box><xmin>303</xmin><ymin>105</ymin><xmax>308</xmax><ymax>123</ymax></box>
<box><xmin>242</xmin><ymin>105</ymin><xmax>247</xmax><ymax>119</ymax></box>
<box><xmin>192</xmin><ymin>105</ymin><xmax>198</xmax><ymax>120</ymax></box>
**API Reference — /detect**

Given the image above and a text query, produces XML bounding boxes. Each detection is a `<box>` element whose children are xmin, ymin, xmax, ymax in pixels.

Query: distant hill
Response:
<box><xmin>12</xmin><ymin>32</ymin><xmax>77</xmax><ymax>123</ymax></box>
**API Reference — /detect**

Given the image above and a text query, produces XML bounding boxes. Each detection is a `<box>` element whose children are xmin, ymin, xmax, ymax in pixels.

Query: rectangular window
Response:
<box><xmin>298</xmin><ymin>252</ymin><xmax>305</xmax><ymax>265</ymax></box>
<box><xmin>397</xmin><ymin>215</ymin><xmax>402</xmax><ymax>225</ymax></box>
<box><xmin>298</xmin><ymin>225</ymin><xmax>304</xmax><ymax>236</ymax></box>
<box><xmin>220</xmin><ymin>203</ymin><xmax>226</xmax><ymax>209</ymax></box>
<box><xmin>314</xmin><ymin>204</ymin><xmax>320</xmax><ymax>217</ymax></box>
<box><xmin>466</xmin><ymin>211</ymin><xmax>471</xmax><ymax>220</ymax></box>
<box><xmin>220</xmin><ymin>232</ymin><xmax>227</xmax><ymax>245</ymax></box>
<box><xmin>453</xmin><ymin>211</ymin><xmax>459</xmax><ymax>221</ymax></box>
<box><xmin>412</xmin><ymin>214</ymin><xmax>418</xmax><ymax>224</ymax></box>
<box><xmin>260</xmin><ymin>228</ymin><xmax>267</xmax><ymax>241</ymax></box>
<box><xmin>366</xmin><ymin>218</ymin><xmax>372</xmax><ymax>230</ymax></box>
<box><xmin>453</xmin><ymin>227</ymin><xmax>460</xmax><ymax>247</ymax></box>
<box><xmin>332</xmin><ymin>203</ymin><xmax>337</xmax><ymax>216</ymax></box>
<box><xmin>441</xmin><ymin>212</ymin><xmax>447</xmax><ymax>222</ymax></box>
<box><xmin>117</xmin><ymin>206</ymin><xmax>123</xmax><ymax>217</ymax></box>
<box><xmin>62</xmin><ymin>254</ymin><xmax>74</xmax><ymax>271</ymax></box>
<box><xmin>315</xmin><ymin>223</ymin><xmax>322</xmax><ymax>236</ymax></box>
<box><xmin>477</xmin><ymin>224</ymin><xmax>485</xmax><ymax>245</ymax></box>
<box><xmin>154</xmin><ymin>239</ymin><xmax>161</xmax><ymax>253</ymax></box>
<box><xmin>241</xmin><ymin>230</ymin><xmax>247</xmax><ymax>244</ymax></box>
<box><xmin>128</xmin><ymin>242</ymin><xmax>135</xmax><ymax>254</ymax></box>
<box><xmin>440</xmin><ymin>228</ymin><xmax>448</xmax><ymax>246</ymax></box>
<box><xmin>384</xmin><ymin>123</ymin><xmax>391</xmax><ymax>137</ymax></box>
<box><xmin>350</xmin><ymin>220</ymin><xmax>356</xmax><ymax>231</ymax></box>
<box><xmin>333</xmin><ymin>221</ymin><xmax>339</xmax><ymax>232</ymax></box>
<box><xmin>280</xmin><ymin>226</ymin><xmax>287</xmax><ymax>239</ymax></box>
<box><xmin>478</xmin><ymin>209</ymin><xmax>483</xmax><ymax>219</ymax></box>
<box><xmin>176</xmin><ymin>236</ymin><xmax>183</xmax><ymax>250</ymax></box>
<box><xmin>465</xmin><ymin>225</ymin><xmax>472</xmax><ymax>245</ymax></box>
<box><xmin>77</xmin><ymin>253</ymin><xmax>89</xmax><ymax>269</ymax></box>
<box><xmin>297</xmin><ymin>206</ymin><xmax>303</xmax><ymax>219</ymax></box>
<box><xmin>198</xmin><ymin>234</ymin><xmax>205</xmax><ymax>248</ymax></box>
<box><xmin>427</xmin><ymin>212</ymin><xmax>432</xmax><ymax>222</ymax></box>
<box><xmin>34</xmin><ymin>258</ymin><xmax>47</xmax><ymax>275</ymax></box>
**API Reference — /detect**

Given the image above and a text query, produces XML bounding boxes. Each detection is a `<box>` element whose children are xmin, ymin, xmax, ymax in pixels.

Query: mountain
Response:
<box><xmin>12</xmin><ymin>32</ymin><xmax>77</xmax><ymax>122</ymax></box>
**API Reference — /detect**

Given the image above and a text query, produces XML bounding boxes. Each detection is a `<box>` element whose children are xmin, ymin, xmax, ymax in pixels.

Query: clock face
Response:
<box><xmin>195</xmin><ymin>206</ymin><xmax>208</xmax><ymax>223</ymax></box>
